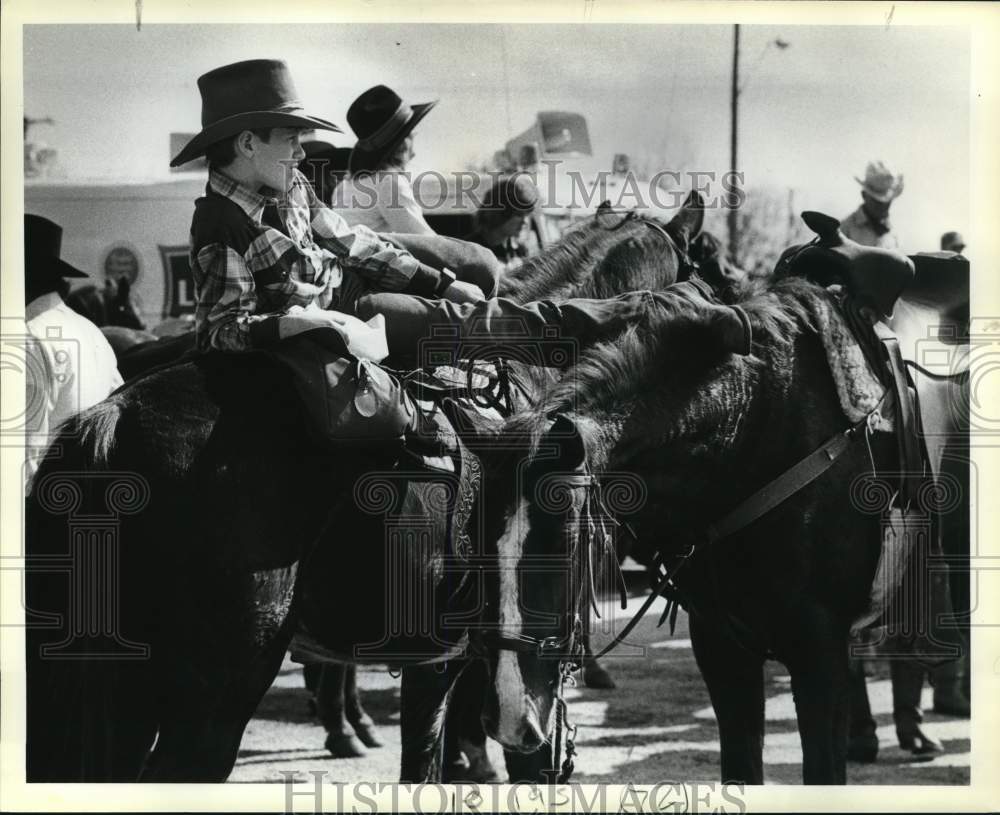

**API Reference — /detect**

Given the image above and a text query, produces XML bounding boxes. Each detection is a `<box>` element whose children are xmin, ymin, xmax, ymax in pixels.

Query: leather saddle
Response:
<box><xmin>777</xmin><ymin>211</ymin><xmax>970</xmax><ymax>487</ymax></box>
<box><xmin>780</xmin><ymin>213</ymin><xmax>970</xmax><ymax>661</ymax></box>
<box><xmin>775</xmin><ymin>211</ymin><xmax>916</xmax><ymax>320</ymax></box>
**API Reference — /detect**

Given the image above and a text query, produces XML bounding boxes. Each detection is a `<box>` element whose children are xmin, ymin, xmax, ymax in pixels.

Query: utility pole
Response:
<box><xmin>728</xmin><ymin>24</ymin><xmax>740</xmax><ymax>264</ymax></box>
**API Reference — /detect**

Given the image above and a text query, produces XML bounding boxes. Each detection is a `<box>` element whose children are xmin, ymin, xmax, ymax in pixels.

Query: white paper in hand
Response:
<box><xmin>328</xmin><ymin>312</ymin><xmax>389</xmax><ymax>363</ymax></box>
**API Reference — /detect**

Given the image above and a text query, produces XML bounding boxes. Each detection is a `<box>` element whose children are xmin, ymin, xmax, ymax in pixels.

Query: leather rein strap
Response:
<box><xmin>588</xmin><ymin>402</ymin><xmax>881</xmax><ymax>663</ymax></box>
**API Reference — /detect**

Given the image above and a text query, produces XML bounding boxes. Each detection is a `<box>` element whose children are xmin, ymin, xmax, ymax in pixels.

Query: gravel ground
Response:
<box><xmin>230</xmin><ymin>589</ymin><xmax>970</xmax><ymax>786</ymax></box>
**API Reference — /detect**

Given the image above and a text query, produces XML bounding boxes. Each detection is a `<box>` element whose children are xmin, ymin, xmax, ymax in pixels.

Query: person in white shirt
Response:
<box><xmin>840</xmin><ymin>160</ymin><xmax>903</xmax><ymax>250</ymax></box>
<box><xmin>23</xmin><ymin>214</ymin><xmax>123</xmax><ymax>489</ymax></box>
<box><xmin>334</xmin><ymin>85</ymin><xmax>501</xmax><ymax>297</ymax></box>
<box><xmin>334</xmin><ymin>85</ymin><xmax>437</xmax><ymax>235</ymax></box>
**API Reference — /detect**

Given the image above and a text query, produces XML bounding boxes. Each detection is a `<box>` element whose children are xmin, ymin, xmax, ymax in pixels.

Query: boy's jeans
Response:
<box><xmin>355</xmin><ymin>291</ymin><xmax>655</xmax><ymax>367</ymax></box>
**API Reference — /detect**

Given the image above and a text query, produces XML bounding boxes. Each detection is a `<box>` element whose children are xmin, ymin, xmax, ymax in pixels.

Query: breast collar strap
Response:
<box><xmin>587</xmin><ymin>398</ymin><xmax>884</xmax><ymax>664</ymax></box>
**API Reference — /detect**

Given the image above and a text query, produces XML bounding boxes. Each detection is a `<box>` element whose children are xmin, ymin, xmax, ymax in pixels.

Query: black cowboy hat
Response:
<box><xmin>169</xmin><ymin>59</ymin><xmax>342</xmax><ymax>168</ymax></box>
<box><xmin>24</xmin><ymin>214</ymin><xmax>88</xmax><ymax>285</ymax></box>
<box><xmin>346</xmin><ymin>85</ymin><xmax>437</xmax><ymax>175</ymax></box>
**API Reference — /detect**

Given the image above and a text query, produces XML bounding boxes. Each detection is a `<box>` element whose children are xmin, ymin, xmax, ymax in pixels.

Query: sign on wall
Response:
<box><xmin>159</xmin><ymin>244</ymin><xmax>195</xmax><ymax>318</ymax></box>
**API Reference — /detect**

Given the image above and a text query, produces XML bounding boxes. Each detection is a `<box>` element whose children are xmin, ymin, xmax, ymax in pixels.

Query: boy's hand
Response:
<box><xmin>442</xmin><ymin>280</ymin><xmax>486</xmax><ymax>304</ymax></box>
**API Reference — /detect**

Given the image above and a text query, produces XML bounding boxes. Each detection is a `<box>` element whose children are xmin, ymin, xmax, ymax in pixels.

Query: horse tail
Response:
<box><xmin>61</xmin><ymin>395</ymin><xmax>126</xmax><ymax>469</ymax></box>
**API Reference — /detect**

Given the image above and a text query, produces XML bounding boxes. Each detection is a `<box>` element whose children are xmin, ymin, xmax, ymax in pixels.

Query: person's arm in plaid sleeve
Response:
<box><xmin>193</xmin><ymin>243</ymin><xmax>337</xmax><ymax>351</ymax></box>
<box><xmin>304</xmin><ymin>179</ymin><xmax>441</xmax><ymax>296</ymax></box>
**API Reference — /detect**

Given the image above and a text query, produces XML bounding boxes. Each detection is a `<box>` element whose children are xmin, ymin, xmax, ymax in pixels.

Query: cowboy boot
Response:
<box><xmin>891</xmin><ymin>660</ymin><xmax>943</xmax><ymax>754</ymax></box>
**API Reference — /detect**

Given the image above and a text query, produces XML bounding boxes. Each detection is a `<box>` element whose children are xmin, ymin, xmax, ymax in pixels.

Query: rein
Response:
<box><xmin>588</xmin><ymin>397</ymin><xmax>886</xmax><ymax>664</ymax></box>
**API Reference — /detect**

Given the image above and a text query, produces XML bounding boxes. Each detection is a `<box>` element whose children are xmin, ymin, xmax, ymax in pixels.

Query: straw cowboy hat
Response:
<box><xmin>24</xmin><ymin>214</ymin><xmax>88</xmax><ymax>286</ymax></box>
<box><xmin>169</xmin><ymin>59</ymin><xmax>341</xmax><ymax>168</ymax></box>
<box><xmin>855</xmin><ymin>160</ymin><xmax>904</xmax><ymax>203</ymax></box>
<box><xmin>346</xmin><ymin>85</ymin><xmax>437</xmax><ymax>175</ymax></box>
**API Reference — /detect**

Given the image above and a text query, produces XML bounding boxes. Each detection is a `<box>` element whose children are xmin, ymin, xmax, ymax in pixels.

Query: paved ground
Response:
<box><xmin>231</xmin><ymin>588</ymin><xmax>970</xmax><ymax>786</ymax></box>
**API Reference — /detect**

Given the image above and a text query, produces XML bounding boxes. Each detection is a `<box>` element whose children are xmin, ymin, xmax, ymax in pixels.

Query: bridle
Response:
<box><xmin>474</xmin><ymin>468</ymin><xmax>622</xmax><ymax>782</ymax></box>
<box><xmin>596</xmin><ymin>207</ymin><xmax>702</xmax><ymax>283</ymax></box>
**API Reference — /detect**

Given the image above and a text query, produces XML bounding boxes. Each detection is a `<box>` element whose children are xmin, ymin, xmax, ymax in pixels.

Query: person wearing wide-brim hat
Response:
<box><xmin>170</xmin><ymin>59</ymin><xmax>342</xmax><ymax>170</ymax></box>
<box><xmin>840</xmin><ymin>160</ymin><xmax>904</xmax><ymax>250</ymax></box>
<box><xmin>176</xmin><ymin>60</ymin><xmax>659</xmax><ymax>385</ymax></box>
<box><xmin>177</xmin><ymin>59</ymin><xmax>496</xmax><ymax>355</ymax></box>
<box><xmin>23</xmin><ymin>214</ymin><xmax>123</xmax><ymax>489</ymax></box>
<box><xmin>334</xmin><ymin>85</ymin><xmax>438</xmax><ymax>236</ymax></box>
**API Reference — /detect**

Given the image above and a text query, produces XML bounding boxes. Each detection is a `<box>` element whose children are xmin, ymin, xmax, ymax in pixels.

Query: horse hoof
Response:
<box><xmin>324</xmin><ymin>732</ymin><xmax>367</xmax><ymax>758</ymax></box>
<box><xmin>352</xmin><ymin>722</ymin><xmax>384</xmax><ymax>749</ymax></box>
<box><xmin>846</xmin><ymin>736</ymin><xmax>878</xmax><ymax>763</ymax></box>
<box><xmin>583</xmin><ymin>664</ymin><xmax>616</xmax><ymax>690</ymax></box>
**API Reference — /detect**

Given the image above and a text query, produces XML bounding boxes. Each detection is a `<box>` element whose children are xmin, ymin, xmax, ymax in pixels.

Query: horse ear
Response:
<box><xmin>666</xmin><ymin>190</ymin><xmax>705</xmax><ymax>252</ymax></box>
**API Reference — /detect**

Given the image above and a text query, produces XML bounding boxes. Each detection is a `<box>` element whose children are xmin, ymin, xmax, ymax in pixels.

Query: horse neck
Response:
<box><xmin>500</xmin><ymin>220</ymin><xmax>646</xmax><ymax>303</ymax></box>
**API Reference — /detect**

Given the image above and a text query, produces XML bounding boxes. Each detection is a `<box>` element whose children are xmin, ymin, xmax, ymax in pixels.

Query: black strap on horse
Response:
<box><xmin>587</xmin><ymin>399</ymin><xmax>884</xmax><ymax>664</ymax></box>
<box><xmin>596</xmin><ymin>206</ymin><xmax>702</xmax><ymax>282</ymax></box>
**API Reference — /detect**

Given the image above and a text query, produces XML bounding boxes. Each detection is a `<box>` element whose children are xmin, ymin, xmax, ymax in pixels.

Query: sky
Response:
<box><xmin>23</xmin><ymin>22</ymin><xmax>970</xmax><ymax>252</ymax></box>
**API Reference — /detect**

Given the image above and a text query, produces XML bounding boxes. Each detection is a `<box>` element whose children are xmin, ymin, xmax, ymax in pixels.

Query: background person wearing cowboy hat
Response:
<box><xmin>840</xmin><ymin>160</ymin><xmax>904</xmax><ymax>249</ymax></box>
<box><xmin>334</xmin><ymin>84</ymin><xmax>502</xmax><ymax>298</ymax></box>
<box><xmin>23</xmin><ymin>214</ymin><xmax>123</xmax><ymax>490</ymax></box>
<box><xmin>173</xmin><ymin>60</ymin><xmax>654</xmax><ymax>366</ymax></box>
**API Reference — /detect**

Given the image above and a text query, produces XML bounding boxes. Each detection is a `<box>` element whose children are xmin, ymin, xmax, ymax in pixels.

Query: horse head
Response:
<box><xmin>481</xmin><ymin>412</ymin><xmax>610</xmax><ymax>753</ymax></box>
<box><xmin>589</xmin><ymin>191</ymin><xmax>708</xmax><ymax>298</ymax></box>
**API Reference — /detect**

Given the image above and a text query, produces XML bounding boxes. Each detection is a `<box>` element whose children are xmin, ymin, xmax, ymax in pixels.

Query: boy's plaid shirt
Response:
<box><xmin>191</xmin><ymin>168</ymin><xmax>433</xmax><ymax>351</ymax></box>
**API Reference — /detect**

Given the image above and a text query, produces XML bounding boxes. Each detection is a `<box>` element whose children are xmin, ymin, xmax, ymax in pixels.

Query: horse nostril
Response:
<box><xmin>521</xmin><ymin>723</ymin><xmax>544</xmax><ymax>751</ymax></box>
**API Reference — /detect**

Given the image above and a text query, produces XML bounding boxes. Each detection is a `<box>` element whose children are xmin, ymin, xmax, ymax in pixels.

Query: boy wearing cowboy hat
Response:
<box><xmin>23</xmin><ymin>214</ymin><xmax>124</xmax><ymax>488</ymax></box>
<box><xmin>841</xmin><ymin>160</ymin><xmax>904</xmax><ymax>250</ymax></box>
<box><xmin>175</xmin><ymin>60</ymin><xmax>654</xmax><ymax>364</ymax></box>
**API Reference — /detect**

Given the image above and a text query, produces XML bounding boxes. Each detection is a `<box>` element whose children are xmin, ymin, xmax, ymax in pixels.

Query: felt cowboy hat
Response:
<box><xmin>169</xmin><ymin>59</ymin><xmax>341</xmax><ymax>168</ymax></box>
<box><xmin>346</xmin><ymin>85</ymin><xmax>437</xmax><ymax>175</ymax></box>
<box><xmin>24</xmin><ymin>214</ymin><xmax>88</xmax><ymax>285</ymax></box>
<box><xmin>855</xmin><ymin>160</ymin><xmax>904</xmax><ymax>203</ymax></box>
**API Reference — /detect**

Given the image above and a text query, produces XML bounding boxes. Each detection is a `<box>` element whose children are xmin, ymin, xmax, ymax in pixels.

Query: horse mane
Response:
<box><xmin>500</xmin><ymin>217</ymin><xmax>650</xmax><ymax>302</ymax></box>
<box><xmin>504</xmin><ymin>277</ymin><xmax>830</xmax><ymax>451</ymax></box>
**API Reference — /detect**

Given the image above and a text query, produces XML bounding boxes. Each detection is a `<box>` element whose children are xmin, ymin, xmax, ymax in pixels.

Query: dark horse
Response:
<box><xmin>497</xmin><ymin>276</ymin><xmax>904</xmax><ymax>784</ymax></box>
<box><xmin>24</xmin><ymin>196</ymin><xmax>707</xmax><ymax>783</ymax></box>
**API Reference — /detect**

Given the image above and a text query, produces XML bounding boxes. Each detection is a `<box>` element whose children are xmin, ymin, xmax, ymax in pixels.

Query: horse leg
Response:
<box><xmin>344</xmin><ymin>665</ymin><xmax>384</xmax><ymax>748</ymax></box>
<box><xmin>443</xmin><ymin>660</ymin><xmax>500</xmax><ymax>782</ymax></box>
<box><xmin>317</xmin><ymin>664</ymin><xmax>366</xmax><ymax>757</ymax></box>
<box><xmin>689</xmin><ymin>612</ymin><xmax>765</xmax><ymax>784</ymax></box>
<box><xmin>784</xmin><ymin>609</ymin><xmax>850</xmax><ymax>784</ymax></box>
<box><xmin>141</xmin><ymin>622</ymin><xmax>292</xmax><ymax>781</ymax></box>
<box><xmin>846</xmin><ymin>657</ymin><xmax>878</xmax><ymax>762</ymax></box>
<box><xmin>399</xmin><ymin>662</ymin><xmax>462</xmax><ymax>782</ymax></box>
